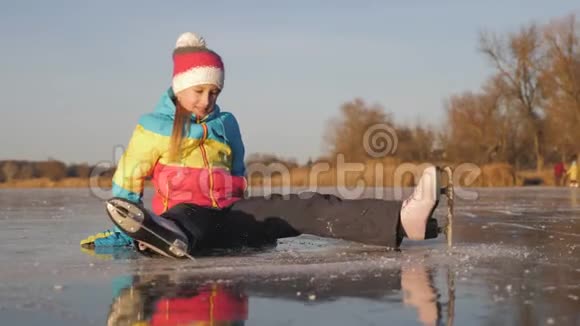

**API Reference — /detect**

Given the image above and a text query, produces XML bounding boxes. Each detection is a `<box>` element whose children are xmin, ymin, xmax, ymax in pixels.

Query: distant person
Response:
<box><xmin>566</xmin><ymin>155</ymin><xmax>579</xmax><ymax>188</ymax></box>
<box><xmin>554</xmin><ymin>161</ymin><xmax>566</xmax><ymax>186</ymax></box>
<box><xmin>81</xmin><ymin>32</ymin><xmax>445</xmax><ymax>257</ymax></box>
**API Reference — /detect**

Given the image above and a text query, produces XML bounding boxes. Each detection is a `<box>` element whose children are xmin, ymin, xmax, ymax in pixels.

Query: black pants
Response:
<box><xmin>160</xmin><ymin>192</ymin><xmax>404</xmax><ymax>253</ymax></box>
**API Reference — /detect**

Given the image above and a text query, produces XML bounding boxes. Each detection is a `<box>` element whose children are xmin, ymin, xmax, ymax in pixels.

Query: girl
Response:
<box><xmin>81</xmin><ymin>32</ymin><xmax>442</xmax><ymax>256</ymax></box>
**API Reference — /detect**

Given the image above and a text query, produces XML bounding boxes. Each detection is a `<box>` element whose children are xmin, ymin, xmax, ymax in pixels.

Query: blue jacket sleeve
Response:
<box><xmin>223</xmin><ymin>113</ymin><xmax>246</xmax><ymax>176</ymax></box>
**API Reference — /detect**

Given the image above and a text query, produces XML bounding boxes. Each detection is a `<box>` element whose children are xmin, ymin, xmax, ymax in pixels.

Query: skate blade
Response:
<box><xmin>137</xmin><ymin>239</ymin><xmax>189</xmax><ymax>258</ymax></box>
<box><xmin>138</xmin><ymin>241</ymin><xmax>174</xmax><ymax>259</ymax></box>
<box><xmin>441</xmin><ymin>166</ymin><xmax>454</xmax><ymax>248</ymax></box>
<box><xmin>106</xmin><ymin>198</ymin><xmax>144</xmax><ymax>234</ymax></box>
<box><xmin>137</xmin><ymin>233</ymin><xmax>191</xmax><ymax>260</ymax></box>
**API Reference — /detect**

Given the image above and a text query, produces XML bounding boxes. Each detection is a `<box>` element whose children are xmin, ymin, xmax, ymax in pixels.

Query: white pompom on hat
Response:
<box><xmin>175</xmin><ymin>32</ymin><xmax>206</xmax><ymax>48</ymax></box>
<box><xmin>171</xmin><ymin>32</ymin><xmax>224</xmax><ymax>93</ymax></box>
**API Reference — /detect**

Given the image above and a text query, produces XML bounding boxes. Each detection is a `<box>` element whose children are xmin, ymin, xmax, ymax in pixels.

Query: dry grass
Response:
<box><xmin>0</xmin><ymin>162</ymin><xmax>561</xmax><ymax>189</ymax></box>
<box><xmin>247</xmin><ymin>158</ymin><xmax>417</xmax><ymax>188</ymax></box>
<box><xmin>475</xmin><ymin>163</ymin><xmax>516</xmax><ymax>187</ymax></box>
<box><xmin>516</xmin><ymin>168</ymin><xmax>557</xmax><ymax>186</ymax></box>
<box><xmin>0</xmin><ymin>177</ymin><xmax>111</xmax><ymax>189</ymax></box>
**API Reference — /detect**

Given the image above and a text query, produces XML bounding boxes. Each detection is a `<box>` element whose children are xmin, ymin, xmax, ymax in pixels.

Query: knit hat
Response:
<box><xmin>171</xmin><ymin>32</ymin><xmax>225</xmax><ymax>93</ymax></box>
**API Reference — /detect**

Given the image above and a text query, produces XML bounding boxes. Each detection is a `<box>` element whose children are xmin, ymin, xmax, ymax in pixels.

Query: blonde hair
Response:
<box><xmin>168</xmin><ymin>101</ymin><xmax>192</xmax><ymax>163</ymax></box>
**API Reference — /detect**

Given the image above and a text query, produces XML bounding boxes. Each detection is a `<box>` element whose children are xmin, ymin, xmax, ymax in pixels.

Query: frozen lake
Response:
<box><xmin>0</xmin><ymin>187</ymin><xmax>579</xmax><ymax>325</ymax></box>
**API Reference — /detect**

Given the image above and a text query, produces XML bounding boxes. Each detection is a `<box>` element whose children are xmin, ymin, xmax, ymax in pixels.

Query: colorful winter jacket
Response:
<box><xmin>112</xmin><ymin>87</ymin><xmax>246</xmax><ymax>215</ymax></box>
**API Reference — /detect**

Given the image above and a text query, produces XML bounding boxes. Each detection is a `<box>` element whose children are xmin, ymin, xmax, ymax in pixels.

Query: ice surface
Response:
<box><xmin>0</xmin><ymin>187</ymin><xmax>579</xmax><ymax>325</ymax></box>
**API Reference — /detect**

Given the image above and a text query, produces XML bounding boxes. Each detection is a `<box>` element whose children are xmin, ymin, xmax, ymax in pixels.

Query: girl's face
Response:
<box><xmin>176</xmin><ymin>84</ymin><xmax>220</xmax><ymax>119</ymax></box>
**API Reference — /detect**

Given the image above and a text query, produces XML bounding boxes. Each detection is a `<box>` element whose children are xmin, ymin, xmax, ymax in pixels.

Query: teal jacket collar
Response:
<box><xmin>155</xmin><ymin>87</ymin><xmax>221</xmax><ymax>122</ymax></box>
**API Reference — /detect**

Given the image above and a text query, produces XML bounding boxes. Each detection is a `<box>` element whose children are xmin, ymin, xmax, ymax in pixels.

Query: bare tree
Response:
<box><xmin>395</xmin><ymin>124</ymin><xmax>436</xmax><ymax>162</ymax></box>
<box><xmin>542</xmin><ymin>14</ymin><xmax>580</xmax><ymax>159</ymax></box>
<box><xmin>245</xmin><ymin>153</ymin><xmax>299</xmax><ymax>169</ymax></box>
<box><xmin>1</xmin><ymin>161</ymin><xmax>19</xmax><ymax>182</ymax></box>
<box><xmin>34</xmin><ymin>160</ymin><xmax>67</xmax><ymax>181</ymax></box>
<box><xmin>67</xmin><ymin>163</ymin><xmax>91</xmax><ymax>178</ymax></box>
<box><xmin>479</xmin><ymin>23</ymin><xmax>547</xmax><ymax>171</ymax></box>
<box><xmin>410</xmin><ymin>124</ymin><xmax>436</xmax><ymax>162</ymax></box>
<box><xmin>323</xmin><ymin>98</ymin><xmax>393</xmax><ymax>163</ymax></box>
<box><xmin>443</xmin><ymin>76</ymin><xmax>513</xmax><ymax>164</ymax></box>
<box><xmin>17</xmin><ymin>163</ymin><xmax>35</xmax><ymax>179</ymax></box>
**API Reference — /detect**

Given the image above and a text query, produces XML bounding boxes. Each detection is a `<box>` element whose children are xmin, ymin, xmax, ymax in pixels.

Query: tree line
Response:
<box><xmin>0</xmin><ymin>160</ymin><xmax>115</xmax><ymax>183</ymax></box>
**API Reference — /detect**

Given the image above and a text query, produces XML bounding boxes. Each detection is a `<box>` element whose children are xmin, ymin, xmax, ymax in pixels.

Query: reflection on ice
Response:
<box><xmin>0</xmin><ymin>187</ymin><xmax>579</xmax><ymax>325</ymax></box>
<box><xmin>108</xmin><ymin>259</ymin><xmax>448</xmax><ymax>326</ymax></box>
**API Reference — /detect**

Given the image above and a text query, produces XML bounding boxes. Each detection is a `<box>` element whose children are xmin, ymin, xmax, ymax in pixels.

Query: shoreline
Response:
<box><xmin>0</xmin><ymin>165</ymin><xmax>563</xmax><ymax>189</ymax></box>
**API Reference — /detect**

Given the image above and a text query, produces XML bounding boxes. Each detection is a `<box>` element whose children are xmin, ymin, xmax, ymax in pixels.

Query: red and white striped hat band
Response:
<box><xmin>171</xmin><ymin>32</ymin><xmax>225</xmax><ymax>93</ymax></box>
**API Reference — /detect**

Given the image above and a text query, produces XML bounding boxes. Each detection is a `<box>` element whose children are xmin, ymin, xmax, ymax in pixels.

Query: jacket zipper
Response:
<box><xmin>163</xmin><ymin>182</ymin><xmax>170</xmax><ymax>212</ymax></box>
<box><xmin>209</xmin><ymin>284</ymin><xmax>217</xmax><ymax>326</ymax></box>
<box><xmin>156</xmin><ymin>181</ymin><xmax>170</xmax><ymax>213</ymax></box>
<box><xmin>199</xmin><ymin>121</ymin><xmax>219</xmax><ymax>208</ymax></box>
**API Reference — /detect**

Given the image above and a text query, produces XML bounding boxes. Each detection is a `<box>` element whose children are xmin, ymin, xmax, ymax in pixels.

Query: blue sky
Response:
<box><xmin>1</xmin><ymin>1</ymin><xmax>578</xmax><ymax>164</ymax></box>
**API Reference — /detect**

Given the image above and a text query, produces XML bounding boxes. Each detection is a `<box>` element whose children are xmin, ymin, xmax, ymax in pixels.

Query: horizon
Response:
<box><xmin>2</xmin><ymin>1</ymin><xmax>579</xmax><ymax>165</ymax></box>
